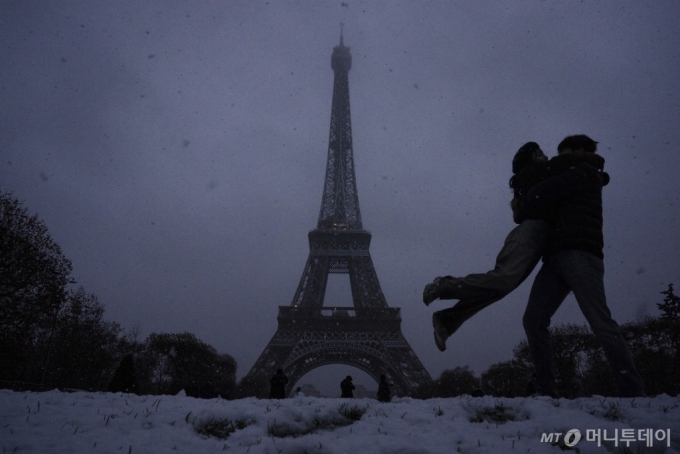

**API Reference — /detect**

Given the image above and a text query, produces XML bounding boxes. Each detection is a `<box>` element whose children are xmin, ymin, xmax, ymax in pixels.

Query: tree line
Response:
<box><xmin>2</xmin><ymin>190</ymin><xmax>677</xmax><ymax>399</ymax></box>
<box><xmin>0</xmin><ymin>191</ymin><xmax>236</xmax><ymax>397</ymax></box>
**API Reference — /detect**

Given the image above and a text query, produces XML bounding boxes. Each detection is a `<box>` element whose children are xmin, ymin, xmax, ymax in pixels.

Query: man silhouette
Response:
<box><xmin>517</xmin><ymin>134</ymin><xmax>645</xmax><ymax>398</ymax></box>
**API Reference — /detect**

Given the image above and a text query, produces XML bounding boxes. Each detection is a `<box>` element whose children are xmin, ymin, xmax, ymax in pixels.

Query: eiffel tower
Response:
<box><xmin>245</xmin><ymin>32</ymin><xmax>432</xmax><ymax>397</ymax></box>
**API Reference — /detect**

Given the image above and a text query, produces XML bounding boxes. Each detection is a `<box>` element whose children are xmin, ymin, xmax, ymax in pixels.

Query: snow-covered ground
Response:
<box><xmin>1</xmin><ymin>389</ymin><xmax>678</xmax><ymax>453</ymax></box>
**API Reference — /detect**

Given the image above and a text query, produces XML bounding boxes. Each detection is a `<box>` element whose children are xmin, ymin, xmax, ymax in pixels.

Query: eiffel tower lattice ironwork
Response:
<box><xmin>245</xmin><ymin>33</ymin><xmax>432</xmax><ymax>397</ymax></box>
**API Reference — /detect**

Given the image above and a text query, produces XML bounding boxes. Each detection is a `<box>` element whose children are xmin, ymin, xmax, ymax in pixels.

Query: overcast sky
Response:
<box><xmin>2</xmin><ymin>1</ymin><xmax>679</xmax><ymax>395</ymax></box>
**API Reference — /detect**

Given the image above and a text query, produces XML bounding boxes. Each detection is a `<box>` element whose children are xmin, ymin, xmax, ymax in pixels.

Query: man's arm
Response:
<box><xmin>515</xmin><ymin>162</ymin><xmax>604</xmax><ymax>223</ymax></box>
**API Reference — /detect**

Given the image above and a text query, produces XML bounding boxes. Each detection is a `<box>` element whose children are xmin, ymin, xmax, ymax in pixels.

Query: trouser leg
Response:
<box><xmin>436</xmin><ymin>292</ymin><xmax>505</xmax><ymax>337</ymax></box>
<box><xmin>437</xmin><ymin>220</ymin><xmax>547</xmax><ymax>300</ymax></box>
<box><xmin>522</xmin><ymin>262</ymin><xmax>571</xmax><ymax>396</ymax></box>
<box><xmin>550</xmin><ymin>251</ymin><xmax>646</xmax><ymax>397</ymax></box>
<box><xmin>434</xmin><ymin>220</ymin><xmax>546</xmax><ymax>337</ymax></box>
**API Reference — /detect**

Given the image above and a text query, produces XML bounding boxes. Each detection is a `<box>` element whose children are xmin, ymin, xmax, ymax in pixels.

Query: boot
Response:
<box><xmin>423</xmin><ymin>277</ymin><xmax>442</xmax><ymax>306</ymax></box>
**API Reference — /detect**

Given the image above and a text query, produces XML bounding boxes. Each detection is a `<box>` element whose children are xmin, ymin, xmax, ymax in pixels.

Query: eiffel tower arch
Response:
<box><xmin>245</xmin><ymin>32</ymin><xmax>432</xmax><ymax>397</ymax></box>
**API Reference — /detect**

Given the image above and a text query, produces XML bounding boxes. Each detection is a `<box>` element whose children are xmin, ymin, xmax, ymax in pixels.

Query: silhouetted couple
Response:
<box><xmin>423</xmin><ymin>135</ymin><xmax>645</xmax><ymax>398</ymax></box>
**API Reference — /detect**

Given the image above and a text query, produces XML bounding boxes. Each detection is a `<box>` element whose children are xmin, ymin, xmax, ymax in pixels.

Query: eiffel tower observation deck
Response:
<box><xmin>245</xmin><ymin>32</ymin><xmax>432</xmax><ymax>397</ymax></box>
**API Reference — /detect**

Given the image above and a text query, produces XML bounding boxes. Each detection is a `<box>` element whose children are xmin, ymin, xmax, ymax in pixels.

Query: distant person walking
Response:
<box><xmin>340</xmin><ymin>375</ymin><xmax>355</xmax><ymax>398</ymax></box>
<box><xmin>376</xmin><ymin>374</ymin><xmax>391</xmax><ymax>402</ymax></box>
<box><xmin>269</xmin><ymin>369</ymin><xmax>288</xmax><ymax>399</ymax></box>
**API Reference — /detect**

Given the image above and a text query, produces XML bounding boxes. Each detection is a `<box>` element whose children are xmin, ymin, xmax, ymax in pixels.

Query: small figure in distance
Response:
<box><xmin>377</xmin><ymin>374</ymin><xmax>391</xmax><ymax>402</ymax></box>
<box><xmin>269</xmin><ymin>368</ymin><xmax>288</xmax><ymax>399</ymax></box>
<box><xmin>471</xmin><ymin>388</ymin><xmax>484</xmax><ymax>398</ymax></box>
<box><xmin>340</xmin><ymin>375</ymin><xmax>355</xmax><ymax>398</ymax></box>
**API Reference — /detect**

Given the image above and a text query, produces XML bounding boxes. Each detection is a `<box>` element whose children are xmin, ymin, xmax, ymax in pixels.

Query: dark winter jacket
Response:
<box><xmin>377</xmin><ymin>379</ymin><xmax>391</xmax><ymax>402</ymax></box>
<box><xmin>515</xmin><ymin>153</ymin><xmax>610</xmax><ymax>259</ymax></box>
<box><xmin>269</xmin><ymin>372</ymin><xmax>288</xmax><ymax>399</ymax></box>
<box><xmin>340</xmin><ymin>378</ymin><xmax>355</xmax><ymax>398</ymax></box>
<box><xmin>510</xmin><ymin>151</ymin><xmax>606</xmax><ymax>200</ymax></box>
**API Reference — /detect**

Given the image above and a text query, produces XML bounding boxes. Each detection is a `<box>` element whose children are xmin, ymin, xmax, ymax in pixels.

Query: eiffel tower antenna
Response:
<box><xmin>244</xmin><ymin>34</ymin><xmax>432</xmax><ymax>397</ymax></box>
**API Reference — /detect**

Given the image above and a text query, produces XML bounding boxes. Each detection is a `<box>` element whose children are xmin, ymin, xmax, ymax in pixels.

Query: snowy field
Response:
<box><xmin>1</xmin><ymin>390</ymin><xmax>678</xmax><ymax>454</ymax></box>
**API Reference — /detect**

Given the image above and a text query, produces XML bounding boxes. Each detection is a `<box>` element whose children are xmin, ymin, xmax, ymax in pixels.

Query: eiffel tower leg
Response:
<box><xmin>381</xmin><ymin>332</ymin><xmax>434</xmax><ymax>394</ymax></box>
<box><xmin>291</xmin><ymin>254</ymin><xmax>330</xmax><ymax>308</ymax></box>
<box><xmin>244</xmin><ymin>320</ymin><xmax>300</xmax><ymax>397</ymax></box>
<box><xmin>348</xmin><ymin>255</ymin><xmax>388</xmax><ymax>309</ymax></box>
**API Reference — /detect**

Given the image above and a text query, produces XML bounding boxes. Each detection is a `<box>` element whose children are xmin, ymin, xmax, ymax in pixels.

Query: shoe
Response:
<box><xmin>432</xmin><ymin>312</ymin><xmax>447</xmax><ymax>352</ymax></box>
<box><xmin>423</xmin><ymin>277</ymin><xmax>442</xmax><ymax>306</ymax></box>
